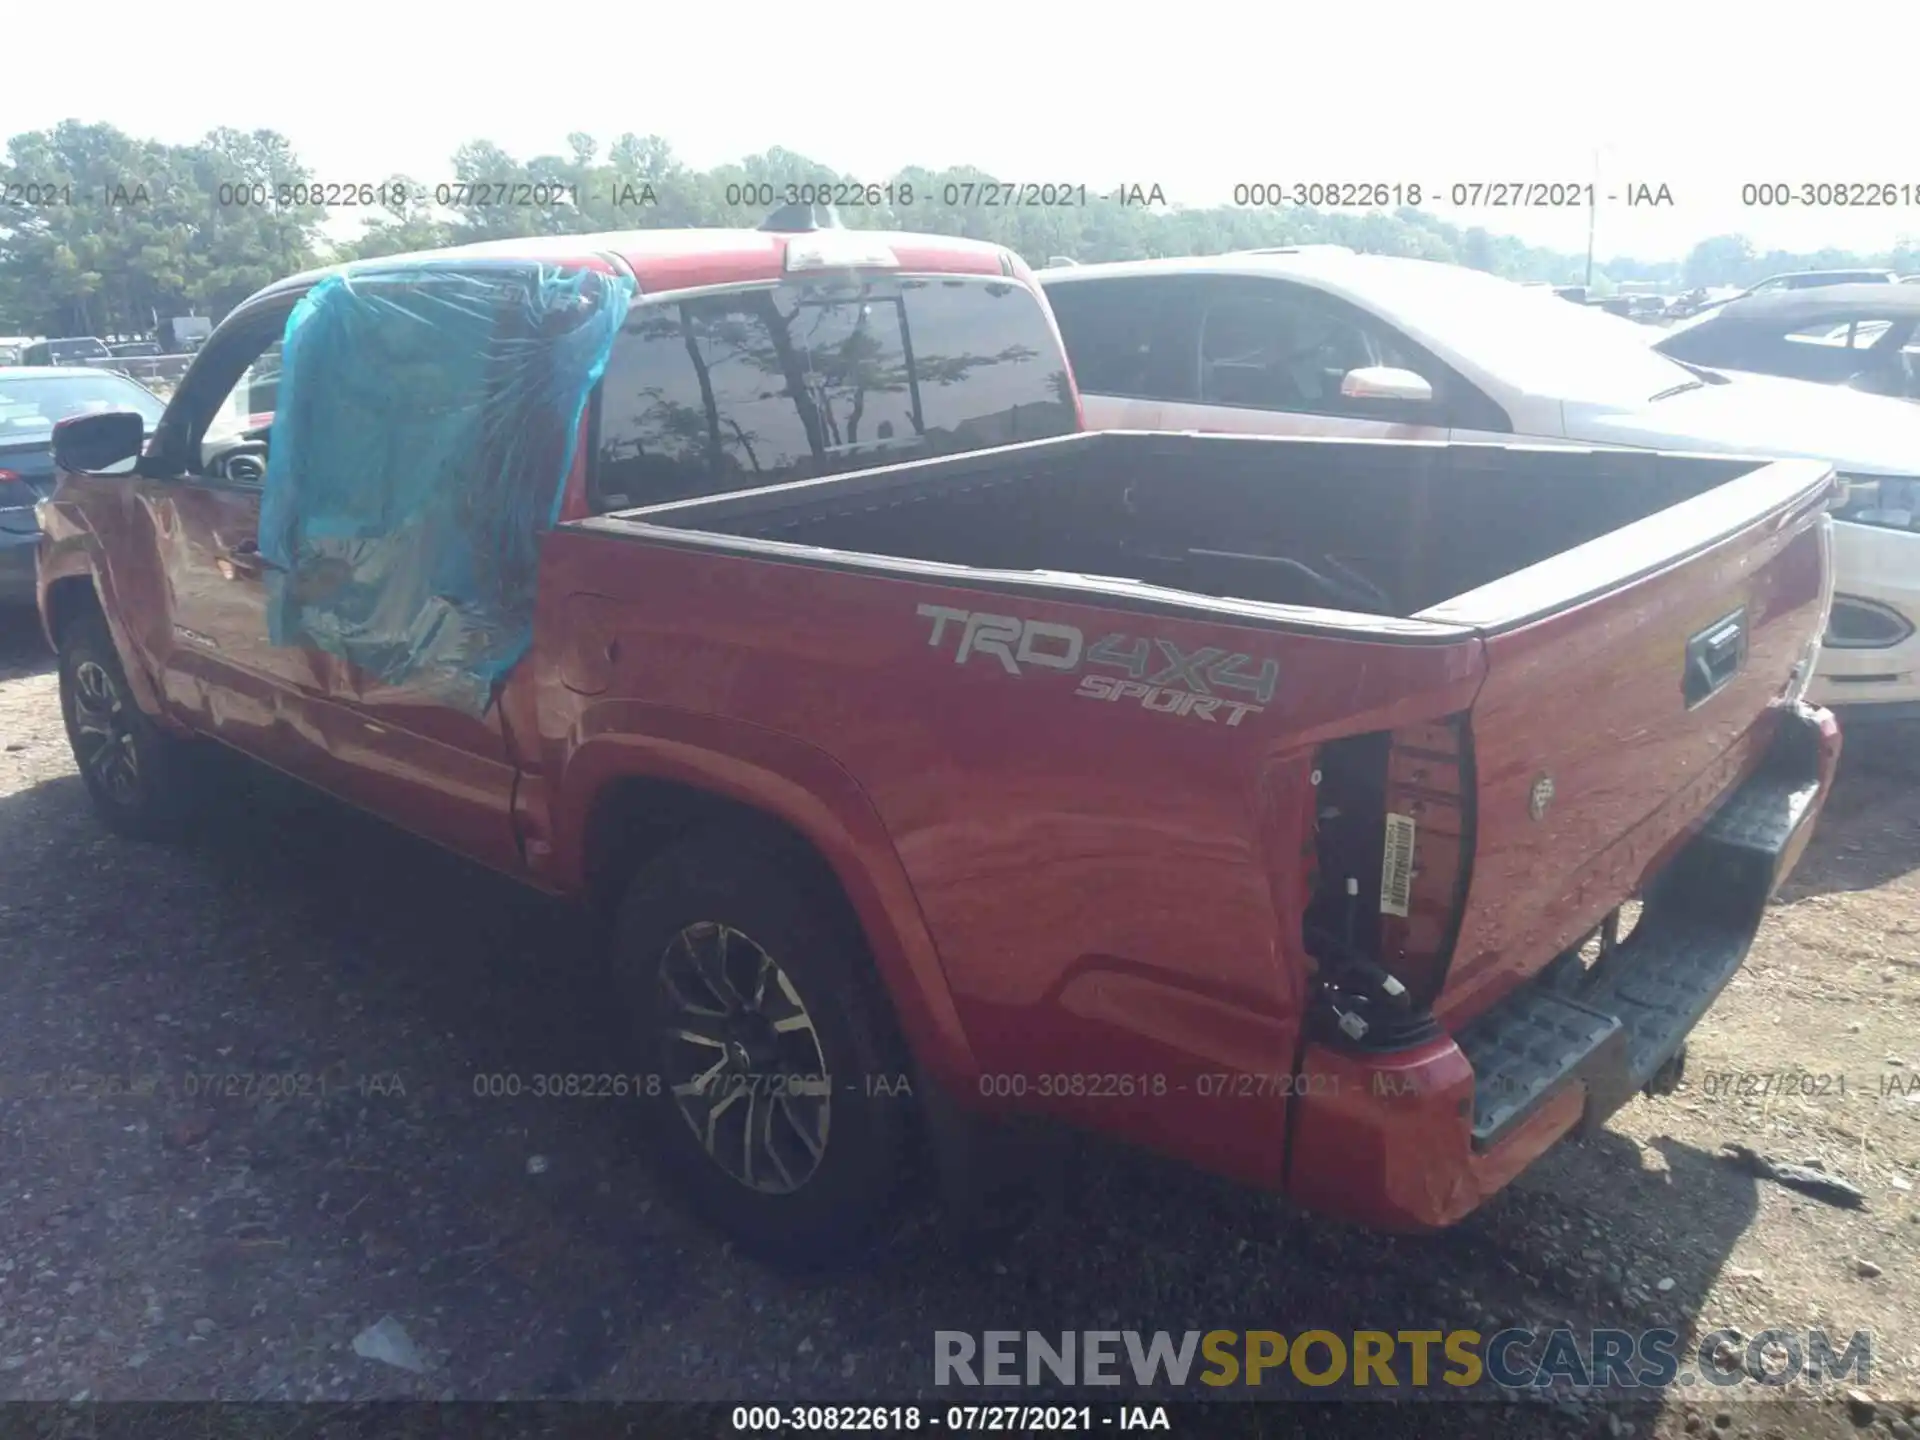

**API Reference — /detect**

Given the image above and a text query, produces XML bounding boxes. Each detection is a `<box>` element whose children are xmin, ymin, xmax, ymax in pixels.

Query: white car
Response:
<box><xmin>1039</xmin><ymin>251</ymin><xmax>1920</xmax><ymax>719</ymax></box>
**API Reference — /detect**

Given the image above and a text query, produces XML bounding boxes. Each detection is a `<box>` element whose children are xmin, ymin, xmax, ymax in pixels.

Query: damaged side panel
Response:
<box><xmin>258</xmin><ymin>260</ymin><xmax>631</xmax><ymax>716</ymax></box>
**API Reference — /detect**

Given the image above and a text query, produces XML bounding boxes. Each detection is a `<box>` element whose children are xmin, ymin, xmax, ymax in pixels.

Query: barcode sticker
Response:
<box><xmin>1380</xmin><ymin>813</ymin><xmax>1416</xmax><ymax>918</ymax></box>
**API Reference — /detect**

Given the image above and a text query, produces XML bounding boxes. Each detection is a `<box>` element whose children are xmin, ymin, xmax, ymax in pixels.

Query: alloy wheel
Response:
<box><xmin>70</xmin><ymin>660</ymin><xmax>141</xmax><ymax>807</ymax></box>
<box><xmin>658</xmin><ymin>921</ymin><xmax>831</xmax><ymax>1195</ymax></box>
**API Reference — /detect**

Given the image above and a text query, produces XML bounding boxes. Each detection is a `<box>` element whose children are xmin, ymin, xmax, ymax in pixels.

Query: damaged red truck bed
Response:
<box><xmin>534</xmin><ymin>433</ymin><xmax>1842</xmax><ymax>1243</ymax></box>
<box><xmin>36</xmin><ymin>228</ymin><xmax>1842</xmax><ymax>1264</ymax></box>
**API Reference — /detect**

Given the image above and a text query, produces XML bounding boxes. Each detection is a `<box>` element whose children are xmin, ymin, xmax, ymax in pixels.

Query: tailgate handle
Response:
<box><xmin>1683</xmin><ymin>608</ymin><xmax>1748</xmax><ymax>709</ymax></box>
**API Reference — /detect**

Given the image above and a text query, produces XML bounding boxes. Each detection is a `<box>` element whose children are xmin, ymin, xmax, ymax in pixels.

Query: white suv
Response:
<box><xmin>1039</xmin><ymin>251</ymin><xmax>1920</xmax><ymax>720</ymax></box>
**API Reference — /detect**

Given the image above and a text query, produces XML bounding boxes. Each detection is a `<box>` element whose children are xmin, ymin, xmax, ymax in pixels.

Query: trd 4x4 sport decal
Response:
<box><xmin>916</xmin><ymin>604</ymin><xmax>1278</xmax><ymax>727</ymax></box>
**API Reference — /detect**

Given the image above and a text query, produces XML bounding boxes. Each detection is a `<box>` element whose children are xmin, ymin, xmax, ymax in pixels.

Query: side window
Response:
<box><xmin>169</xmin><ymin>326</ymin><xmax>286</xmax><ymax>485</ymax></box>
<box><xmin>244</xmin><ymin>343</ymin><xmax>283</xmax><ymax>415</ymax></box>
<box><xmin>1043</xmin><ymin>276</ymin><xmax>1190</xmax><ymax>400</ymax></box>
<box><xmin>1196</xmin><ymin>284</ymin><xmax>1401</xmax><ymax>413</ymax></box>
<box><xmin>1848</xmin><ymin>320</ymin><xmax>1895</xmax><ymax>349</ymax></box>
<box><xmin>207</xmin><ymin>342</ymin><xmax>282</xmax><ymax>426</ymax></box>
<box><xmin>195</xmin><ymin>341</ymin><xmax>283</xmax><ymax>485</ymax></box>
<box><xmin>592</xmin><ymin>304</ymin><xmax>715</xmax><ymax>509</ymax></box>
<box><xmin>1785</xmin><ymin>320</ymin><xmax>1855</xmax><ymax>347</ymax></box>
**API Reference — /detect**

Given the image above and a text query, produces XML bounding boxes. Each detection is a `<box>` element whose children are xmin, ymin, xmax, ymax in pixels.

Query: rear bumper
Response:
<box><xmin>1284</xmin><ymin>700</ymin><xmax>1841</xmax><ymax>1231</ymax></box>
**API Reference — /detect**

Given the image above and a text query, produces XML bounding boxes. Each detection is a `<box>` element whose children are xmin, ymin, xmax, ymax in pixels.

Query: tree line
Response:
<box><xmin>2</xmin><ymin>120</ymin><xmax>1915</xmax><ymax>337</ymax></box>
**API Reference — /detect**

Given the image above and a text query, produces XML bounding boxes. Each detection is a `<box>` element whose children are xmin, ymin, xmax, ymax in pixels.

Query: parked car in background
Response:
<box><xmin>1670</xmin><ymin>270</ymin><xmax>1903</xmax><ymax>324</ymax></box>
<box><xmin>160</xmin><ymin>316</ymin><xmax>213</xmax><ymax>354</ymax></box>
<box><xmin>1590</xmin><ymin>295</ymin><xmax>1668</xmax><ymax>322</ymax></box>
<box><xmin>22</xmin><ymin>337</ymin><xmax>114</xmax><ymax>367</ymax></box>
<box><xmin>1653</xmin><ymin>285</ymin><xmax>1920</xmax><ymax>402</ymax></box>
<box><xmin>108</xmin><ymin>340</ymin><xmax>164</xmax><ymax>359</ymax></box>
<box><xmin>1038</xmin><ymin>250</ymin><xmax>1920</xmax><ymax>719</ymax></box>
<box><xmin>37</xmin><ymin>224</ymin><xmax>1841</xmax><ymax>1261</ymax></box>
<box><xmin>0</xmin><ymin>367</ymin><xmax>169</xmax><ymax>604</ymax></box>
<box><xmin>1743</xmin><ymin>268</ymin><xmax>1900</xmax><ymax>295</ymax></box>
<box><xmin>0</xmin><ymin>346</ymin><xmax>21</xmax><ymax>367</ymax></box>
<box><xmin>1665</xmin><ymin>286</ymin><xmax>1746</xmax><ymax>320</ymax></box>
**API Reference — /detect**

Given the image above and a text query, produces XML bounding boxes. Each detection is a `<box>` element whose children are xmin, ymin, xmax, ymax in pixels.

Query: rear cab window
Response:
<box><xmin>590</xmin><ymin>273</ymin><xmax>1076</xmax><ymax>511</ymax></box>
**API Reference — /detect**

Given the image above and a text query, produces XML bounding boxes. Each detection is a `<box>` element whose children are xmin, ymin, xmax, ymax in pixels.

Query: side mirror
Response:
<box><xmin>1845</xmin><ymin>370</ymin><xmax>1898</xmax><ymax>396</ymax></box>
<box><xmin>52</xmin><ymin>410</ymin><xmax>145</xmax><ymax>474</ymax></box>
<box><xmin>1340</xmin><ymin>366</ymin><xmax>1434</xmax><ymax>404</ymax></box>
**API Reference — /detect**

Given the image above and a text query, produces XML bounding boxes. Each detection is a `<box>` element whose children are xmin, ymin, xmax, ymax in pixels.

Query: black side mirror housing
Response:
<box><xmin>52</xmin><ymin>411</ymin><xmax>145</xmax><ymax>474</ymax></box>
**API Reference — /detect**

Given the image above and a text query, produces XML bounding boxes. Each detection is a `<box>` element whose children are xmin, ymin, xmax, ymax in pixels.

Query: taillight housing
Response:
<box><xmin>1376</xmin><ymin>719</ymin><xmax>1474</xmax><ymax>1009</ymax></box>
<box><xmin>1824</xmin><ymin>595</ymin><xmax>1912</xmax><ymax>650</ymax></box>
<box><xmin>1302</xmin><ymin>717</ymin><xmax>1475</xmax><ymax>1048</ymax></box>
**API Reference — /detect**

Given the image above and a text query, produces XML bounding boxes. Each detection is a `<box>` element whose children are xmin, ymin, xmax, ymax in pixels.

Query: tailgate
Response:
<box><xmin>1422</xmin><ymin>455</ymin><xmax>1836</xmax><ymax>1025</ymax></box>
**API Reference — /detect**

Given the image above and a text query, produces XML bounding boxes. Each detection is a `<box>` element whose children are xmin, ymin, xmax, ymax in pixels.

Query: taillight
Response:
<box><xmin>1377</xmin><ymin>718</ymin><xmax>1474</xmax><ymax>1008</ymax></box>
<box><xmin>1302</xmin><ymin>717</ymin><xmax>1475</xmax><ymax>1047</ymax></box>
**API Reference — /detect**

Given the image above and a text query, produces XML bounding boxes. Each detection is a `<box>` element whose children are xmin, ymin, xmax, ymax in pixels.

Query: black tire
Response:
<box><xmin>57</xmin><ymin>607</ymin><xmax>197</xmax><ymax>840</ymax></box>
<box><xmin>609</xmin><ymin>829</ymin><xmax>915</xmax><ymax>1268</ymax></box>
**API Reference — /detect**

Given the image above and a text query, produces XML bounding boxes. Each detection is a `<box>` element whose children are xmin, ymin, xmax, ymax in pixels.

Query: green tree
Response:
<box><xmin>1683</xmin><ymin>235</ymin><xmax>1757</xmax><ymax>289</ymax></box>
<box><xmin>344</xmin><ymin>176</ymin><xmax>452</xmax><ymax>260</ymax></box>
<box><xmin>6</xmin><ymin>123</ymin><xmax>1915</xmax><ymax>333</ymax></box>
<box><xmin>0</xmin><ymin>120</ymin><xmax>322</xmax><ymax>334</ymax></box>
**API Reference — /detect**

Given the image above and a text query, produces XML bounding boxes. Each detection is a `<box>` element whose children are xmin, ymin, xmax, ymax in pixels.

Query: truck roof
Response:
<box><xmin>250</xmin><ymin>228</ymin><xmax>1019</xmax><ymax>307</ymax></box>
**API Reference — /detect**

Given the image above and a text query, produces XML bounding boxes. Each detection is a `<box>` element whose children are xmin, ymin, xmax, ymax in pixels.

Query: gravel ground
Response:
<box><xmin>2</xmin><ymin>607</ymin><xmax>1918</xmax><ymax>1439</ymax></box>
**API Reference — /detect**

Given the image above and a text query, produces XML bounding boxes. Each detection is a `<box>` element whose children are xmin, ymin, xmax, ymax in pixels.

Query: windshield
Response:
<box><xmin>43</xmin><ymin>339</ymin><xmax>112</xmax><ymax>363</ymax></box>
<box><xmin>0</xmin><ymin>372</ymin><xmax>168</xmax><ymax>437</ymax></box>
<box><xmin>1354</xmin><ymin>262</ymin><xmax>1705</xmax><ymax>405</ymax></box>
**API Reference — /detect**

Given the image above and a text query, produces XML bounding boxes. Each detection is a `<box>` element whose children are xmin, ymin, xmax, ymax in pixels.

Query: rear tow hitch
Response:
<box><xmin>1644</xmin><ymin>1043</ymin><xmax>1688</xmax><ymax>1098</ymax></box>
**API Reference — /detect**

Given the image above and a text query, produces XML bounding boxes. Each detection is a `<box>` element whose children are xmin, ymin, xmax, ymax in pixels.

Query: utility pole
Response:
<box><xmin>1584</xmin><ymin>148</ymin><xmax>1598</xmax><ymax>289</ymax></box>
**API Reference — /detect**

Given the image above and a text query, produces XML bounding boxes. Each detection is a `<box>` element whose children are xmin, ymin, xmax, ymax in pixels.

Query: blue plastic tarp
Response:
<box><xmin>258</xmin><ymin>259</ymin><xmax>632</xmax><ymax>715</ymax></box>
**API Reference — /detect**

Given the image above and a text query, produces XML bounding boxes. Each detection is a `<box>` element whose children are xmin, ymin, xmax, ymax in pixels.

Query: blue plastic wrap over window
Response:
<box><xmin>258</xmin><ymin>259</ymin><xmax>632</xmax><ymax>715</ymax></box>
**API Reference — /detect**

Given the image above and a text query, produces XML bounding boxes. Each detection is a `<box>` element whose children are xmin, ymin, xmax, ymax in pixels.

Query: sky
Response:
<box><xmin>4</xmin><ymin>0</ymin><xmax>1916</xmax><ymax>265</ymax></box>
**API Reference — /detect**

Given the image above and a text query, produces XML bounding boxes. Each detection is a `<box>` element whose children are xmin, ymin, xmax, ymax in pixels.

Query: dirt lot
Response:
<box><xmin>2</xmin><ymin>606</ymin><xmax>1917</xmax><ymax>1439</ymax></box>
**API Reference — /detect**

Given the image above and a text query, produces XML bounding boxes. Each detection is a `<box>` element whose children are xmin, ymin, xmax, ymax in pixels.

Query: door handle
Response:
<box><xmin>1683</xmin><ymin>608</ymin><xmax>1747</xmax><ymax>709</ymax></box>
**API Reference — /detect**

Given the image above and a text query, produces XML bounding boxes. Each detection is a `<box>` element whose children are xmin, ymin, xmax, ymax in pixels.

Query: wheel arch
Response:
<box><xmin>552</xmin><ymin>712</ymin><xmax>978</xmax><ymax>1090</ymax></box>
<box><xmin>42</xmin><ymin>572</ymin><xmax>104</xmax><ymax>649</ymax></box>
<box><xmin>41</xmin><ymin>558</ymin><xmax>172</xmax><ymax>724</ymax></box>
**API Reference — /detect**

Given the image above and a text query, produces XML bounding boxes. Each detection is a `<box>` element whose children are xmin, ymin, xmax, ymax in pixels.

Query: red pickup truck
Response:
<box><xmin>37</xmin><ymin>225</ymin><xmax>1842</xmax><ymax>1265</ymax></box>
